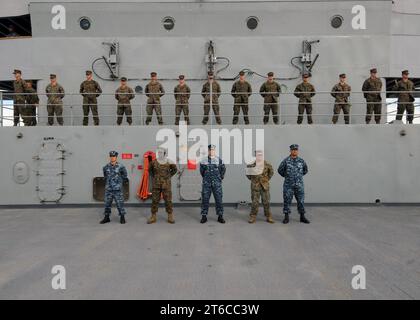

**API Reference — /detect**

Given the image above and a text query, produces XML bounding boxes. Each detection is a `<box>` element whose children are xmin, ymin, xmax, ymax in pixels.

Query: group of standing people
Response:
<box><xmin>11</xmin><ymin>68</ymin><xmax>416</xmax><ymax>126</ymax></box>
<box><xmin>100</xmin><ymin>144</ymin><xmax>310</xmax><ymax>226</ymax></box>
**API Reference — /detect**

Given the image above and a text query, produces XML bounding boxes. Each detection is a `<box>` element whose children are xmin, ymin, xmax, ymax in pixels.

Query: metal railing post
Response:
<box><xmin>210</xmin><ymin>81</ymin><xmax>213</xmax><ymax>126</ymax></box>
<box><xmin>70</xmin><ymin>105</ymin><xmax>74</xmax><ymax>126</ymax></box>
<box><xmin>0</xmin><ymin>91</ymin><xmax>3</xmax><ymax>127</ymax></box>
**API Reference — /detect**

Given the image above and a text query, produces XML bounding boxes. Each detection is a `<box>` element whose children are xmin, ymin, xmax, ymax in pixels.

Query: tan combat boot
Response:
<box><xmin>248</xmin><ymin>215</ymin><xmax>257</xmax><ymax>224</ymax></box>
<box><xmin>266</xmin><ymin>213</ymin><xmax>275</xmax><ymax>224</ymax></box>
<box><xmin>167</xmin><ymin>213</ymin><xmax>175</xmax><ymax>224</ymax></box>
<box><xmin>147</xmin><ymin>213</ymin><xmax>157</xmax><ymax>224</ymax></box>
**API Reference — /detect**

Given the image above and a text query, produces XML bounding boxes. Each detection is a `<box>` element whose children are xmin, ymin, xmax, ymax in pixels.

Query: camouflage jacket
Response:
<box><xmin>200</xmin><ymin>156</ymin><xmax>226</xmax><ymax>185</ymax></box>
<box><xmin>145</xmin><ymin>81</ymin><xmax>165</xmax><ymax>103</ymax></box>
<box><xmin>149</xmin><ymin>160</ymin><xmax>177</xmax><ymax>189</ymax></box>
<box><xmin>259</xmin><ymin>81</ymin><xmax>281</xmax><ymax>103</ymax></box>
<box><xmin>46</xmin><ymin>83</ymin><xmax>65</xmax><ymax>105</ymax></box>
<box><xmin>174</xmin><ymin>84</ymin><xmax>191</xmax><ymax>104</ymax></box>
<box><xmin>231</xmin><ymin>80</ymin><xmax>252</xmax><ymax>103</ymax></box>
<box><xmin>246</xmin><ymin>160</ymin><xmax>274</xmax><ymax>191</ymax></box>
<box><xmin>115</xmin><ymin>86</ymin><xmax>135</xmax><ymax>105</ymax></box>
<box><xmin>294</xmin><ymin>82</ymin><xmax>316</xmax><ymax>102</ymax></box>
<box><xmin>80</xmin><ymin>80</ymin><xmax>102</xmax><ymax>102</ymax></box>
<box><xmin>362</xmin><ymin>77</ymin><xmax>382</xmax><ymax>101</ymax></box>
<box><xmin>392</xmin><ymin>80</ymin><xmax>415</xmax><ymax>103</ymax></box>
<box><xmin>25</xmin><ymin>87</ymin><xmax>39</xmax><ymax>105</ymax></box>
<box><xmin>201</xmin><ymin>81</ymin><xmax>221</xmax><ymax>103</ymax></box>
<box><xmin>278</xmin><ymin>156</ymin><xmax>308</xmax><ymax>188</ymax></box>
<box><xmin>13</xmin><ymin>79</ymin><xmax>27</xmax><ymax>102</ymax></box>
<box><xmin>331</xmin><ymin>83</ymin><xmax>351</xmax><ymax>104</ymax></box>
<box><xmin>103</xmin><ymin>162</ymin><xmax>128</xmax><ymax>192</ymax></box>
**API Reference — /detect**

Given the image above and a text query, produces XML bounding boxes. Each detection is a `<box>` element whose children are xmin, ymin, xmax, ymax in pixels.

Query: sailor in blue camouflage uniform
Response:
<box><xmin>200</xmin><ymin>145</ymin><xmax>226</xmax><ymax>224</ymax></box>
<box><xmin>278</xmin><ymin>144</ymin><xmax>310</xmax><ymax>224</ymax></box>
<box><xmin>100</xmin><ymin>151</ymin><xmax>128</xmax><ymax>225</ymax></box>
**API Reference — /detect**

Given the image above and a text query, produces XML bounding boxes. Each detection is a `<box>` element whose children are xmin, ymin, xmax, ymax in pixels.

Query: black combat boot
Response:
<box><xmin>217</xmin><ymin>215</ymin><xmax>226</xmax><ymax>224</ymax></box>
<box><xmin>200</xmin><ymin>215</ymin><xmax>208</xmax><ymax>224</ymax></box>
<box><xmin>282</xmin><ymin>214</ymin><xmax>289</xmax><ymax>224</ymax></box>
<box><xmin>300</xmin><ymin>214</ymin><xmax>310</xmax><ymax>224</ymax></box>
<box><xmin>120</xmin><ymin>216</ymin><xmax>126</xmax><ymax>224</ymax></box>
<box><xmin>100</xmin><ymin>215</ymin><xmax>111</xmax><ymax>224</ymax></box>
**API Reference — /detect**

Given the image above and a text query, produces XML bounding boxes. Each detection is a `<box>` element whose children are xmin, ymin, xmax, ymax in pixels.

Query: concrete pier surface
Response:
<box><xmin>0</xmin><ymin>205</ymin><xmax>419</xmax><ymax>300</ymax></box>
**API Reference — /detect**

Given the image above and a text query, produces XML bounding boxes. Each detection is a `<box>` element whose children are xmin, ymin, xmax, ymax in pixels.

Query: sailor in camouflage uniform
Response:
<box><xmin>202</xmin><ymin>72</ymin><xmax>222</xmax><ymax>125</ymax></box>
<box><xmin>147</xmin><ymin>148</ymin><xmax>178</xmax><ymax>224</ymax></box>
<box><xmin>145</xmin><ymin>72</ymin><xmax>165</xmax><ymax>125</ymax></box>
<box><xmin>278</xmin><ymin>144</ymin><xmax>310</xmax><ymax>224</ymax></box>
<box><xmin>12</xmin><ymin>69</ymin><xmax>26</xmax><ymax>126</ymax></box>
<box><xmin>259</xmin><ymin>72</ymin><xmax>281</xmax><ymax>124</ymax></box>
<box><xmin>294</xmin><ymin>73</ymin><xmax>316</xmax><ymax>124</ymax></box>
<box><xmin>200</xmin><ymin>145</ymin><xmax>226</xmax><ymax>224</ymax></box>
<box><xmin>24</xmin><ymin>81</ymin><xmax>39</xmax><ymax>126</ymax></box>
<box><xmin>45</xmin><ymin>74</ymin><xmax>65</xmax><ymax>126</ymax></box>
<box><xmin>80</xmin><ymin>70</ymin><xmax>102</xmax><ymax>126</ymax></box>
<box><xmin>362</xmin><ymin>68</ymin><xmax>383</xmax><ymax>124</ymax></box>
<box><xmin>393</xmin><ymin>70</ymin><xmax>415</xmax><ymax>124</ymax></box>
<box><xmin>231</xmin><ymin>70</ymin><xmax>252</xmax><ymax>124</ymax></box>
<box><xmin>100</xmin><ymin>151</ymin><xmax>128</xmax><ymax>225</ymax></box>
<box><xmin>174</xmin><ymin>75</ymin><xmax>191</xmax><ymax>125</ymax></box>
<box><xmin>331</xmin><ymin>74</ymin><xmax>351</xmax><ymax>124</ymax></box>
<box><xmin>246</xmin><ymin>150</ymin><xmax>275</xmax><ymax>224</ymax></box>
<box><xmin>115</xmin><ymin>77</ymin><xmax>135</xmax><ymax>125</ymax></box>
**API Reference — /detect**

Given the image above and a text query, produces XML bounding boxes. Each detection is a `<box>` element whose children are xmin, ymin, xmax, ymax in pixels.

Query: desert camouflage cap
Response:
<box><xmin>50</xmin><ymin>74</ymin><xmax>56</xmax><ymax>79</ymax></box>
<box><xmin>267</xmin><ymin>72</ymin><xmax>274</xmax><ymax>77</ymax></box>
<box><xmin>13</xmin><ymin>69</ymin><xmax>22</xmax><ymax>75</ymax></box>
<box><xmin>402</xmin><ymin>70</ymin><xmax>409</xmax><ymax>75</ymax></box>
<box><xmin>86</xmin><ymin>70</ymin><xmax>92</xmax><ymax>75</ymax></box>
<box><xmin>121</xmin><ymin>77</ymin><xmax>127</xmax><ymax>81</ymax></box>
<box><xmin>370</xmin><ymin>68</ymin><xmax>377</xmax><ymax>74</ymax></box>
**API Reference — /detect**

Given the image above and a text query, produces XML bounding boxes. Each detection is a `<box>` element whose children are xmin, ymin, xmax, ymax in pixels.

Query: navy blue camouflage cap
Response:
<box><xmin>109</xmin><ymin>151</ymin><xmax>118</xmax><ymax>157</ymax></box>
<box><xmin>289</xmin><ymin>144</ymin><xmax>299</xmax><ymax>150</ymax></box>
<box><xmin>208</xmin><ymin>144</ymin><xmax>216</xmax><ymax>150</ymax></box>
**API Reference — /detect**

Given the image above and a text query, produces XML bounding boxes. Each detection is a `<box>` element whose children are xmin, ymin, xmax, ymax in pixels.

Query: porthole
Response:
<box><xmin>162</xmin><ymin>17</ymin><xmax>175</xmax><ymax>31</ymax></box>
<box><xmin>79</xmin><ymin>17</ymin><xmax>92</xmax><ymax>30</ymax></box>
<box><xmin>135</xmin><ymin>85</ymin><xmax>143</xmax><ymax>94</ymax></box>
<box><xmin>246</xmin><ymin>16</ymin><xmax>259</xmax><ymax>30</ymax></box>
<box><xmin>331</xmin><ymin>15</ymin><xmax>343</xmax><ymax>29</ymax></box>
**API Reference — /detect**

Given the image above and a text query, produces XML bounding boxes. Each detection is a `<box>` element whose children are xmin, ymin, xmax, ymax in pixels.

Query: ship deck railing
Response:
<box><xmin>1</xmin><ymin>90</ymin><xmax>419</xmax><ymax>126</ymax></box>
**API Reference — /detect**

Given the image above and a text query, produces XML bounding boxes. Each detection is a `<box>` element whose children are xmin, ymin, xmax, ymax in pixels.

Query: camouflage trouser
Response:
<box><xmin>83</xmin><ymin>103</ymin><xmax>99</xmax><ymax>126</ymax></box>
<box><xmin>47</xmin><ymin>104</ymin><xmax>63</xmax><ymax>126</ymax></box>
<box><xmin>117</xmin><ymin>105</ymin><xmax>132</xmax><ymax>125</ymax></box>
<box><xmin>250</xmin><ymin>187</ymin><xmax>271</xmax><ymax>216</ymax></box>
<box><xmin>366</xmin><ymin>100</ymin><xmax>382</xmax><ymax>124</ymax></box>
<box><xmin>175</xmin><ymin>104</ymin><xmax>189</xmax><ymax>125</ymax></box>
<box><xmin>396</xmin><ymin>102</ymin><xmax>414</xmax><ymax>123</ymax></box>
<box><xmin>30</xmin><ymin>105</ymin><xmax>37</xmax><ymax>126</ymax></box>
<box><xmin>146</xmin><ymin>102</ymin><xmax>163</xmax><ymax>125</ymax></box>
<box><xmin>233</xmin><ymin>103</ymin><xmax>249</xmax><ymax>124</ymax></box>
<box><xmin>22</xmin><ymin>105</ymin><xmax>36</xmax><ymax>126</ymax></box>
<box><xmin>202</xmin><ymin>103</ymin><xmax>222</xmax><ymax>125</ymax></box>
<box><xmin>201</xmin><ymin>182</ymin><xmax>224</xmax><ymax>216</ymax></box>
<box><xmin>283</xmin><ymin>184</ymin><xmax>305</xmax><ymax>215</ymax></box>
<box><xmin>263</xmin><ymin>103</ymin><xmax>279</xmax><ymax>124</ymax></box>
<box><xmin>297</xmin><ymin>103</ymin><xmax>313</xmax><ymax>124</ymax></box>
<box><xmin>104</xmin><ymin>190</ymin><xmax>126</xmax><ymax>217</ymax></box>
<box><xmin>151</xmin><ymin>186</ymin><xmax>173</xmax><ymax>214</ymax></box>
<box><xmin>332</xmin><ymin>103</ymin><xmax>350</xmax><ymax>124</ymax></box>
<box><xmin>14</xmin><ymin>98</ymin><xmax>25</xmax><ymax>126</ymax></box>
